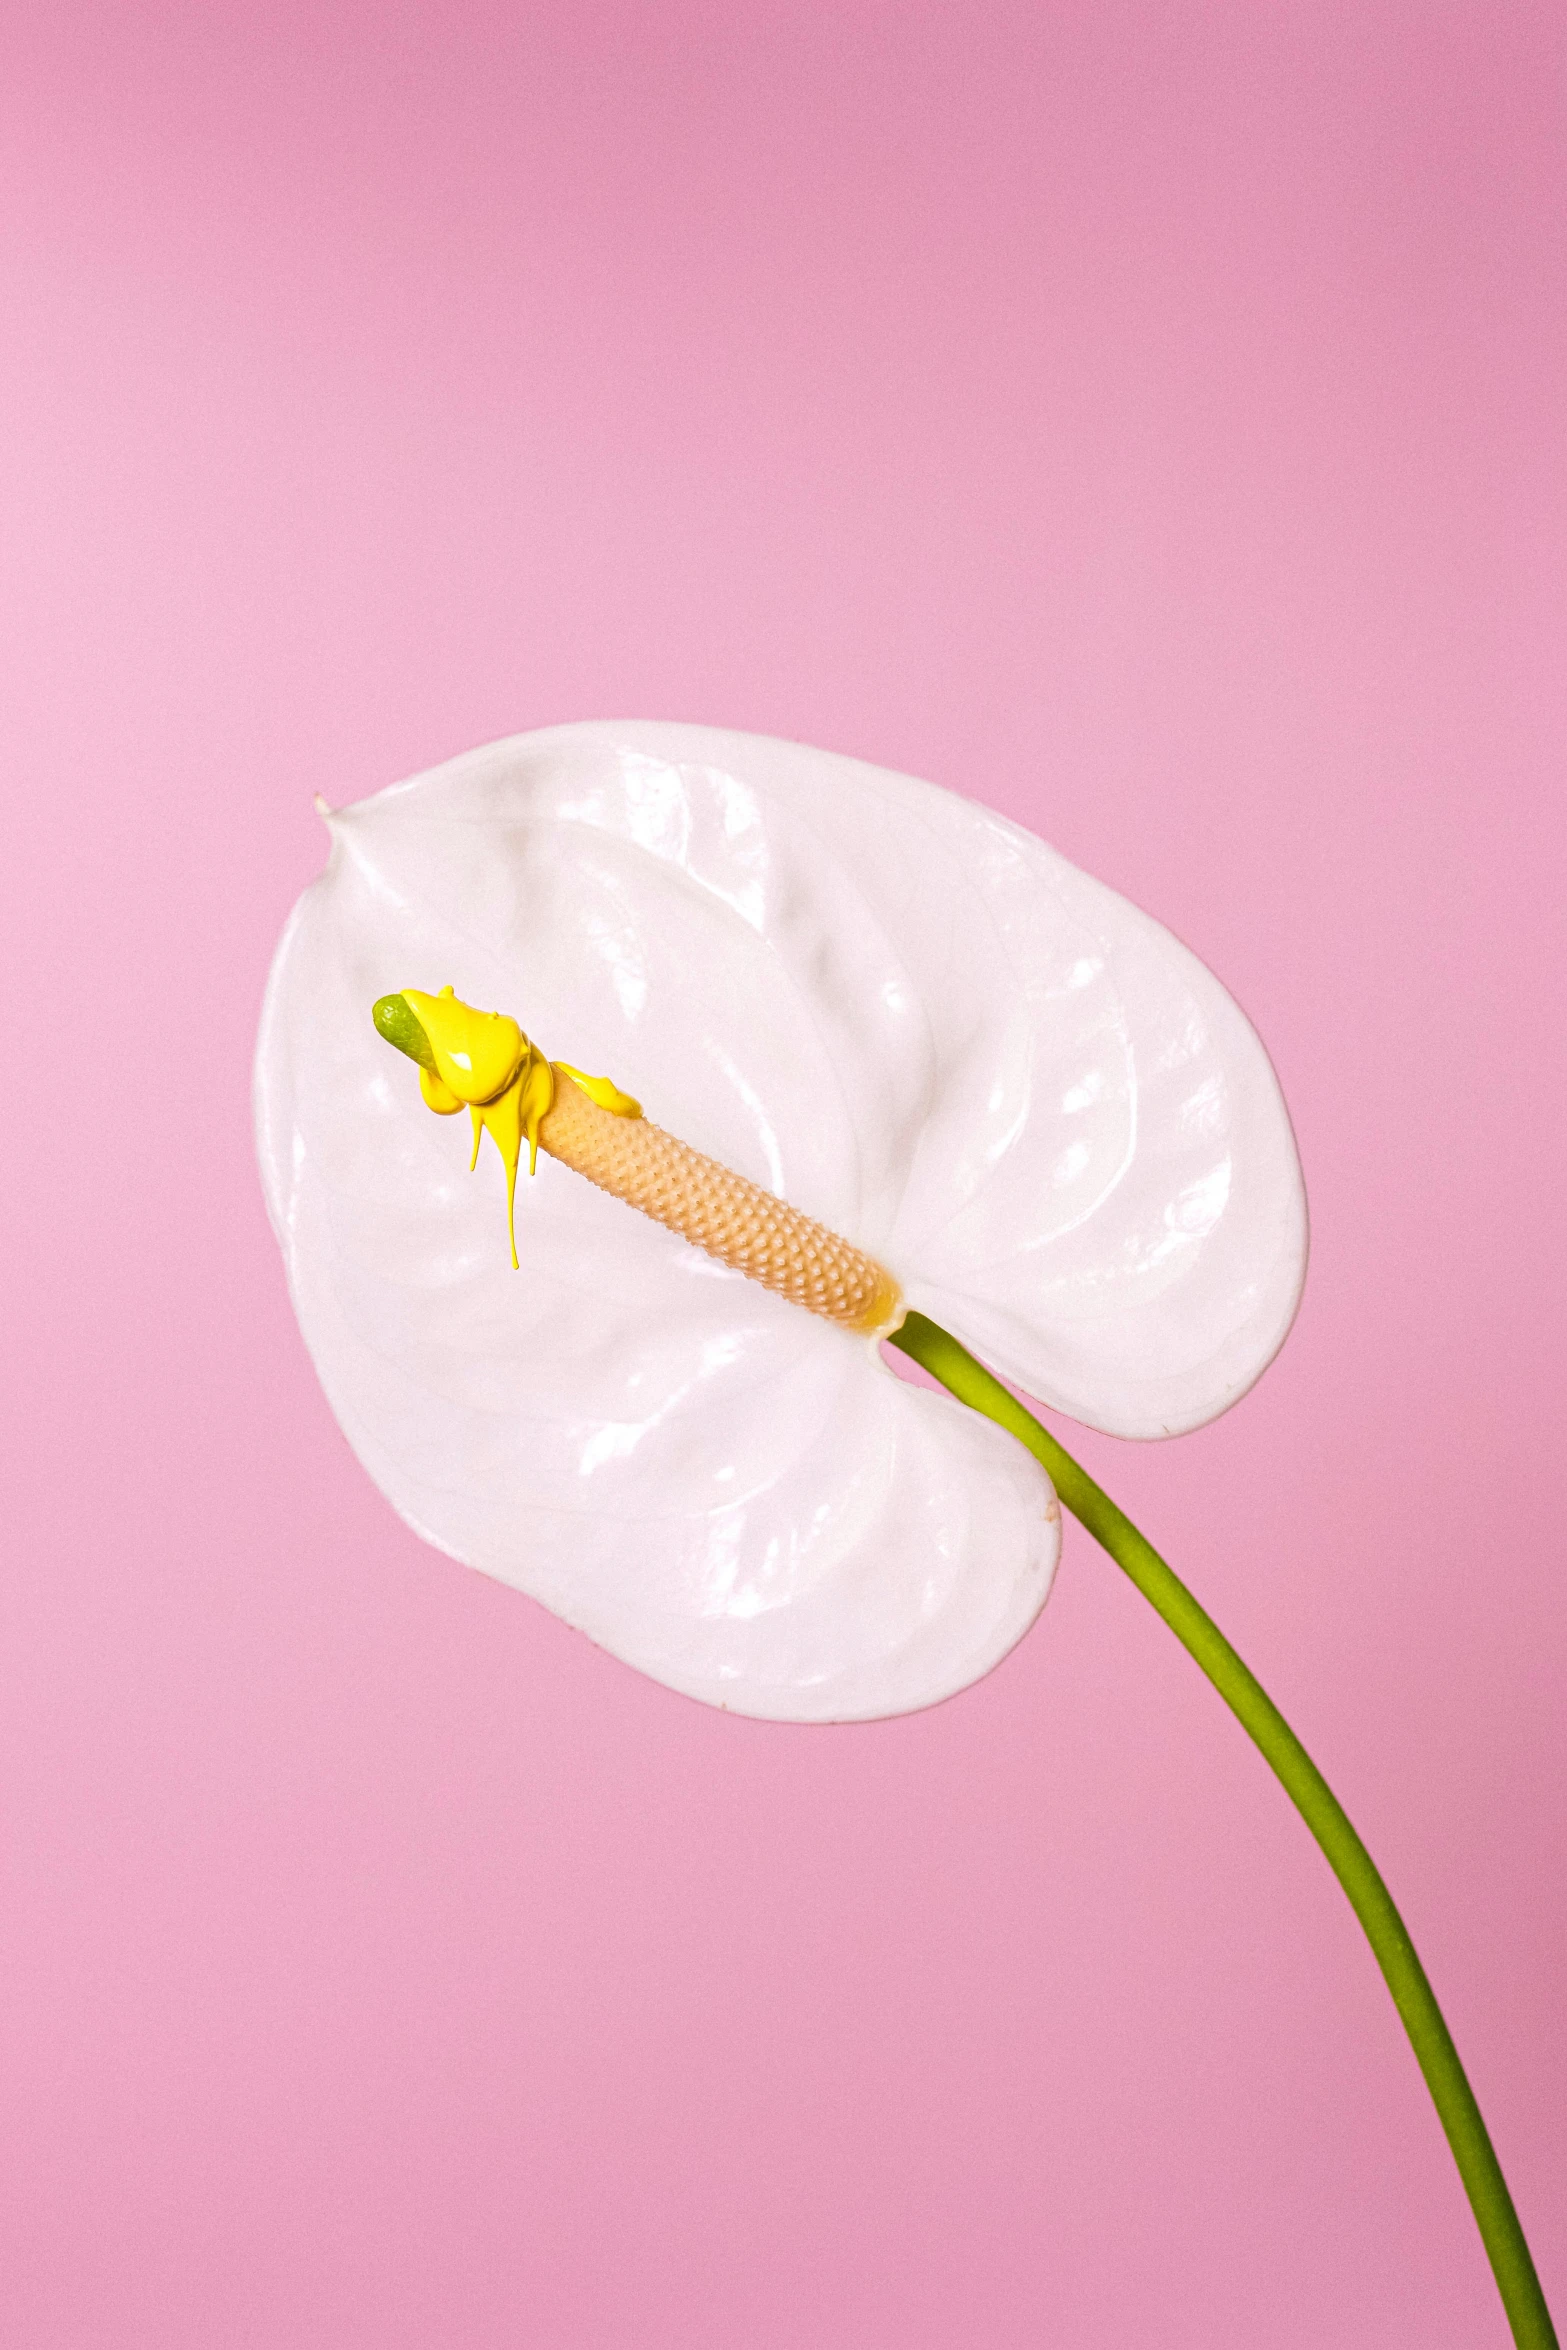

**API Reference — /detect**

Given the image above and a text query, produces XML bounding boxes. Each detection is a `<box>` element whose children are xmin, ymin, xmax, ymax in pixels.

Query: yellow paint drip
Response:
<box><xmin>387</xmin><ymin>985</ymin><xmax>639</xmax><ymax>1270</ymax></box>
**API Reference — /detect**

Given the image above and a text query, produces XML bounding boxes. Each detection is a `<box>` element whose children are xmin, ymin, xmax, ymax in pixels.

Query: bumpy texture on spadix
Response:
<box><xmin>255</xmin><ymin>722</ymin><xmax>1307</xmax><ymax>1721</ymax></box>
<box><xmin>536</xmin><ymin>1070</ymin><xmax>905</xmax><ymax>1332</ymax></box>
<box><xmin>376</xmin><ymin>984</ymin><xmax>905</xmax><ymax>1333</ymax></box>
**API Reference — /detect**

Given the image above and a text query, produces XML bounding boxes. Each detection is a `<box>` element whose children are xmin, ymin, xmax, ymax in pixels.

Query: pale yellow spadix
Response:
<box><xmin>375</xmin><ymin>985</ymin><xmax>902</xmax><ymax>1330</ymax></box>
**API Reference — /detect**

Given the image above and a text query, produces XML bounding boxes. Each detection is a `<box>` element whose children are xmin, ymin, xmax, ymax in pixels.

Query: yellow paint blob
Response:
<box><xmin>418</xmin><ymin>1065</ymin><xmax>465</xmax><ymax>1114</ymax></box>
<box><xmin>386</xmin><ymin>985</ymin><xmax>640</xmax><ymax>1270</ymax></box>
<box><xmin>402</xmin><ymin>986</ymin><xmax>526</xmax><ymax>1104</ymax></box>
<box><xmin>553</xmin><ymin>1063</ymin><xmax>643</xmax><ymax>1121</ymax></box>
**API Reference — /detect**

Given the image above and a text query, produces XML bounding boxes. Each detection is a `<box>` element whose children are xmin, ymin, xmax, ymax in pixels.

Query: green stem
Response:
<box><xmin>889</xmin><ymin>1310</ymin><xmax>1557</xmax><ymax>2350</ymax></box>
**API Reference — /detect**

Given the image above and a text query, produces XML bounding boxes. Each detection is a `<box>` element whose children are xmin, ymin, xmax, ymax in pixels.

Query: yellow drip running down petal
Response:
<box><xmin>393</xmin><ymin>984</ymin><xmax>553</xmax><ymax>1270</ymax></box>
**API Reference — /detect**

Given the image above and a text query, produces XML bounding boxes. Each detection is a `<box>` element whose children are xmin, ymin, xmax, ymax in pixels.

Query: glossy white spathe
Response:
<box><xmin>255</xmin><ymin>721</ymin><xmax>1307</xmax><ymax>1721</ymax></box>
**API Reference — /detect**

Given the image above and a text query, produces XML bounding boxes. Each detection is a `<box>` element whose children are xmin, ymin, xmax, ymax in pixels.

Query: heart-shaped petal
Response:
<box><xmin>255</xmin><ymin>721</ymin><xmax>1304</xmax><ymax>1713</ymax></box>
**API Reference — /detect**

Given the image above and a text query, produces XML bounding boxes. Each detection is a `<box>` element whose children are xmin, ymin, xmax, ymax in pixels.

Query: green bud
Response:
<box><xmin>372</xmin><ymin>993</ymin><xmax>436</xmax><ymax>1069</ymax></box>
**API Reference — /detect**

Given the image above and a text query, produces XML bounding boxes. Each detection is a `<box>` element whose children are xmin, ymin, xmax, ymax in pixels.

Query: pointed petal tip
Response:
<box><xmin>313</xmin><ymin>793</ymin><xmax>336</xmax><ymax>825</ymax></box>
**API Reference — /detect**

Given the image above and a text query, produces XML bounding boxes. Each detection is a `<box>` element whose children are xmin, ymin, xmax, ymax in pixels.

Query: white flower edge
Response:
<box><xmin>255</xmin><ymin>722</ymin><xmax>1305</xmax><ymax>1719</ymax></box>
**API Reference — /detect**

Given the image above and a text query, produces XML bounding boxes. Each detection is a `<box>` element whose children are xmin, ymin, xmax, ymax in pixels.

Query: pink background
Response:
<box><xmin>2</xmin><ymin>5</ymin><xmax>1562</xmax><ymax>2343</ymax></box>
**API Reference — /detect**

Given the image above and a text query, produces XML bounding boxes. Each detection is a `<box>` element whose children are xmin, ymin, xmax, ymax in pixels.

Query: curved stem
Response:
<box><xmin>889</xmin><ymin>1310</ymin><xmax>1557</xmax><ymax>2350</ymax></box>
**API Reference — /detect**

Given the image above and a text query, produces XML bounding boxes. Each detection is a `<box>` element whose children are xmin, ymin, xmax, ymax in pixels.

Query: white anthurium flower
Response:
<box><xmin>255</xmin><ymin>721</ymin><xmax>1307</xmax><ymax>1722</ymax></box>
